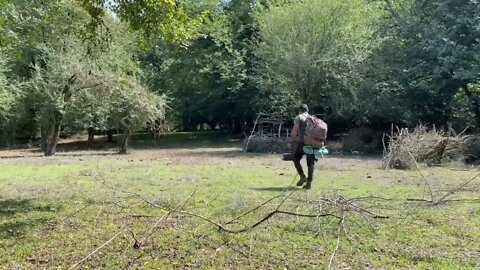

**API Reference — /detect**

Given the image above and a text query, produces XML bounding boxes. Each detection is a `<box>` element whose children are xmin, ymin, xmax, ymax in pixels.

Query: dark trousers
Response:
<box><xmin>293</xmin><ymin>142</ymin><xmax>315</xmax><ymax>181</ymax></box>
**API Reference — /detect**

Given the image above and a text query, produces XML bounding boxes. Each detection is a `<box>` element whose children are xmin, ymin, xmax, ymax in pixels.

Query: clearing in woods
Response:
<box><xmin>0</xmin><ymin>133</ymin><xmax>479</xmax><ymax>269</ymax></box>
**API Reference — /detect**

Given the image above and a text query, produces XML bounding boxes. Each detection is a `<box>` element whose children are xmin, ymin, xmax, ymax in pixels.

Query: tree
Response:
<box><xmin>31</xmin><ymin>40</ymin><xmax>102</xmax><ymax>156</ymax></box>
<box><xmin>254</xmin><ymin>0</ymin><xmax>382</xmax><ymax>122</ymax></box>
<box><xmin>81</xmin><ymin>0</ymin><xmax>205</xmax><ymax>44</ymax></box>
<box><xmin>1</xmin><ymin>0</ymin><xmax>167</xmax><ymax>155</ymax></box>
<box><xmin>108</xmin><ymin>77</ymin><xmax>166</xmax><ymax>154</ymax></box>
<box><xmin>0</xmin><ymin>0</ymin><xmax>105</xmax><ymax>155</ymax></box>
<box><xmin>140</xmin><ymin>2</ymin><xmax>248</xmax><ymax>133</ymax></box>
<box><xmin>0</xmin><ymin>52</ymin><xmax>16</xmax><ymax>121</ymax></box>
<box><xmin>378</xmin><ymin>0</ymin><xmax>480</xmax><ymax>128</ymax></box>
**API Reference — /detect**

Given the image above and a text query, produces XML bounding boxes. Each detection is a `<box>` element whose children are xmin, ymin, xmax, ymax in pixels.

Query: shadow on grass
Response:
<box><xmin>0</xmin><ymin>131</ymin><xmax>242</xmax><ymax>155</ymax></box>
<box><xmin>0</xmin><ymin>199</ymin><xmax>55</xmax><ymax>217</ymax></box>
<box><xmin>129</xmin><ymin>132</ymin><xmax>243</xmax><ymax>150</ymax></box>
<box><xmin>0</xmin><ymin>199</ymin><xmax>55</xmax><ymax>239</ymax></box>
<box><xmin>50</xmin><ymin>132</ymin><xmax>242</xmax><ymax>151</ymax></box>
<box><xmin>0</xmin><ymin>152</ymin><xmax>119</xmax><ymax>159</ymax></box>
<box><xmin>249</xmin><ymin>186</ymin><xmax>299</xmax><ymax>192</ymax></box>
<box><xmin>1</xmin><ymin>131</ymin><xmax>384</xmax><ymax>161</ymax></box>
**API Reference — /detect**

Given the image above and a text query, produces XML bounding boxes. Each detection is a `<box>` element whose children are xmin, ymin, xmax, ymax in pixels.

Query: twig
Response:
<box><xmin>137</xmin><ymin>212</ymin><xmax>172</xmax><ymax>245</ymax></box>
<box><xmin>174</xmin><ymin>208</ymin><xmax>341</xmax><ymax>234</ymax></box>
<box><xmin>327</xmin><ymin>215</ymin><xmax>344</xmax><ymax>270</ymax></box>
<box><xmin>268</xmin><ymin>219</ymin><xmax>293</xmax><ymax>249</ymax></box>
<box><xmin>225</xmin><ymin>195</ymin><xmax>282</xmax><ymax>225</ymax></box>
<box><xmin>407</xmin><ymin>150</ymin><xmax>434</xmax><ymax>202</ymax></box>
<box><xmin>340</xmin><ymin>196</ymin><xmax>389</xmax><ymax>219</ymax></box>
<box><xmin>248</xmin><ymin>233</ymin><xmax>254</xmax><ymax>259</ymax></box>
<box><xmin>346</xmin><ymin>196</ymin><xmax>393</xmax><ymax>202</ymax></box>
<box><xmin>244</xmin><ymin>113</ymin><xmax>263</xmax><ymax>153</ymax></box>
<box><xmin>211</xmin><ymin>238</ymin><xmax>236</xmax><ymax>262</ymax></box>
<box><xmin>434</xmin><ymin>172</ymin><xmax>480</xmax><ymax>205</ymax></box>
<box><xmin>406</xmin><ymin>198</ymin><xmax>431</xmax><ymax>202</ymax></box>
<box><xmin>139</xmin><ymin>190</ymin><xmax>197</xmax><ymax>246</ymax></box>
<box><xmin>68</xmin><ymin>230</ymin><xmax>126</xmax><ymax>270</ymax></box>
<box><xmin>59</xmin><ymin>204</ymin><xmax>89</xmax><ymax>224</ymax></box>
<box><xmin>93</xmin><ymin>204</ymin><xmax>105</xmax><ymax>229</ymax></box>
<box><xmin>124</xmin><ymin>253</ymin><xmax>145</xmax><ymax>270</ymax></box>
<box><xmin>341</xmin><ymin>217</ymin><xmax>353</xmax><ymax>244</ymax></box>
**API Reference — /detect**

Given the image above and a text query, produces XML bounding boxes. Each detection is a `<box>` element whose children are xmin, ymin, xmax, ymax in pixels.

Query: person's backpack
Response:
<box><xmin>303</xmin><ymin>115</ymin><xmax>328</xmax><ymax>148</ymax></box>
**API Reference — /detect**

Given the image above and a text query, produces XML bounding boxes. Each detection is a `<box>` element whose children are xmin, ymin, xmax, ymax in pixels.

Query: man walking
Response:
<box><xmin>288</xmin><ymin>104</ymin><xmax>316</xmax><ymax>189</ymax></box>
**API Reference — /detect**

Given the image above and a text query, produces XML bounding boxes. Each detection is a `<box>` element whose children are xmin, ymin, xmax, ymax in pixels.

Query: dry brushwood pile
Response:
<box><xmin>383</xmin><ymin>125</ymin><xmax>480</xmax><ymax>169</ymax></box>
<box><xmin>244</xmin><ymin>135</ymin><xmax>287</xmax><ymax>153</ymax></box>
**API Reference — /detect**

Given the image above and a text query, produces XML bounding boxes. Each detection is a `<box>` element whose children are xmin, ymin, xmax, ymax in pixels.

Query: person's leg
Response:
<box><xmin>293</xmin><ymin>143</ymin><xmax>307</xmax><ymax>186</ymax></box>
<box><xmin>304</xmin><ymin>154</ymin><xmax>316</xmax><ymax>189</ymax></box>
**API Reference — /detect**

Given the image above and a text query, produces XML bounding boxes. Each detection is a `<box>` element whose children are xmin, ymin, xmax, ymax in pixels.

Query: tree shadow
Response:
<box><xmin>0</xmin><ymin>152</ymin><xmax>119</xmax><ymax>159</ymax></box>
<box><xmin>249</xmin><ymin>186</ymin><xmax>299</xmax><ymax>192</ymax></box>
<box><xmin>0</xmin><ymin>199</ymin><xmax>55</xmax><ymax>239</ymax></box>
<box><xmin>129</xmin><ymin>132</ymin><xmax>243</xmax><ymax>150</ymax></box>
<box><xmin>0</xmin><ymin>132</ymin><xmax>243</xmax><ymax>157</ymax></box>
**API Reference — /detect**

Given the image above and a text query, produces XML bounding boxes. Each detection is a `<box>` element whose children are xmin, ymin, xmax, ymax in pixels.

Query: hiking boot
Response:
<box><xmin>303</xmin><ymin>181</ymin><xmax>312</xmax><ymax>190</ymax></box>
<box><xmin>296</xmin><ymin>175</ymin><xmax>307</xmax><ymax>186</ymax></box>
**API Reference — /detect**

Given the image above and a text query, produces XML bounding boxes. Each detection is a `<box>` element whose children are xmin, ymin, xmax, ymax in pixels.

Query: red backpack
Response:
<box><xmin>303</xmin><ymin>115</ymin><xmax>328</xmax><ymax>148</ymax></box>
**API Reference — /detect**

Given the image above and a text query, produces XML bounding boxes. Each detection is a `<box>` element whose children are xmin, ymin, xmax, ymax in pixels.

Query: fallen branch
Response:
<box><xmin>68</xmin><ymin>230</ymin><xmax>126</xmax><ymax>270</ymax></box>
<box><xmin>139</xmin><ymin>190</ymin><xmax>197</xmax><ymax>246</ymax></box>
<box><xmin>408</xmin><ymin>150</ymin><xmax>434</xmax><ymax>202</ymax></box>
<box><xmin>328</xmin><ymin>214</ymin><xmax>344</xmax><ymax>270</ymax></box>
<box><xmin>434</xmin><ymin>172</ymin><xmax>480</xmax><ymax>205</ymax></box>
<box><xmin>181</xmin><ymin>209</ymin><xmax>341</xmax><ymax>234</ymax></box>
<box><xmin>225</xmin><ymin>195</ymin><xmax>283</xmax><ymax>225</ymax></box>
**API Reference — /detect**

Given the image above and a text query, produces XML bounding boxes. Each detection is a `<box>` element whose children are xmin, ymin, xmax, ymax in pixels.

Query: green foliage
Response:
<box><xmin>109</xmin><ymin>77</ymin><xmax>166</xmax><ymax>132</ymax></box>
<box><xmin>1</xmin><ymin>0</ymin><xmax>480</xmax><ymax>147</ymax></box>
<box><xmin>0</xmin><ymin>52</ymin><xmax>17</xmax><ymax>120</ymax></box>
<box><xmin>0</xmin><ymin>51</ymin><xmax>28</xmax><ymax>145</ymax></box>
<box><xmin>82</xmin><ymin>0</ymin><xmax>206</xmax><ymax>44</ymax></box>
<box><xmin>140</xmin><ymin>1</ymin><xmax>249</xmax><ymax>131</ymax></box>
<box><xmin>376</xmin><ymin>0</ymin><xmax>480</xmax><ymax>126</ymax></box>
<box><xmin>254</xmin><ymin>0</ymin><xmax>383</xmax><ymax>119</ymax></box>
<box><xmin>30</xmin><ymin>40</ymin><xmax>92</xmax><ymax>127</ymax></box>
<box><xmin>0</xmin><ymin>0</ymin><xmax>166</xmax><ymax>153</ymax></box>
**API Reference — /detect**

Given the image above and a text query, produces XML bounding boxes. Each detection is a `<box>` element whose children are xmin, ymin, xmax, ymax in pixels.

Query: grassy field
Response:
<box><xmin>0</xmin><ymin>133</ymin><xmax>479</xmax><ymax>269</ymax></box>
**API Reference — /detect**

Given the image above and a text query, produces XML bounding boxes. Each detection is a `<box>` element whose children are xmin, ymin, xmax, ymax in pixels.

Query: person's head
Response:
<box><xmin>299</xmin><ymin>104</ymin><xmax>309</xmax><ymax>114</ymax></box>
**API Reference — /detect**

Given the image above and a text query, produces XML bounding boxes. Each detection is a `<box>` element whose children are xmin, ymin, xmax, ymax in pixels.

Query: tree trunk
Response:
<box><xmin>239</xmin><ymin>114</ymin><xmax>247</xmax><ymax>134</ymax></box>
<box><xmin>207</xmin><ymin>121</ymin><xmax>216</xmax><ymax>131</ymax></box>
<box><xmin>43</xmin><ymin>121</ymin><xmax>61</xmax><ymax>156</ymax></box>
<box><xmin>87</xmin><ymin>127</ymin><xmax>95</xmax><ymax>145</ymax></box>
<box><xmin>107</xmin><ymin>129</ymin><xmax>114</xmax><ymax>143</ymax></box>
<box><xmin>182</xmin><ymin>114</ymin><xmax>194</xmax><ymax>131</ymax></box>
<box><xmin>40</xmin><ymin>126</ymin><xmax>48</xmax><ymax>152</ymax></box>
<box><xmin>245</xmin><ymin>115</ymin><xmax>254</xmax><ymax>133</ymax></box>
<box><xmin>463</xmin><ymin>84</ymin><xmax>480</xmax><ymax>128</ymax></box>
<box><xmin>232</xmin><ymin>117</ymin><xmax>242</xmax><ymax>135</ymax></box>
<box><xmin>119</xmin><ymin>126</ymin><xmax>130</xmax><ymax>154</ymax></box>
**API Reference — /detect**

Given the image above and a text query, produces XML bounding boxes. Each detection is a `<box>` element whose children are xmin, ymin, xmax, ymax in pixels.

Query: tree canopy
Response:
<box><xmin>0</xmin><ymin>0</ymin><xmax>479</xmax><ymax>153</ymax></box>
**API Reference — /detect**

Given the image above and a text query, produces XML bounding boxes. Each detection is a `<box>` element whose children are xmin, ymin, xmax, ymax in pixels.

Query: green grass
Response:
<box><xmin>0</xmin><ymin>133</ymin><xmax>479</xmax><ymax>269</ymax></box>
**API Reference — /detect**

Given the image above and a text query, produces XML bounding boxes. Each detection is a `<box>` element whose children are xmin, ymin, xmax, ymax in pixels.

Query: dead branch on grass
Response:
<box><xmin>68</xmin><ymin>230</ymin><xmax>127</xmax><ymax>270</ymax></box>
<box><xmin>408</xmin><ymin>150</ymin><xmax>434</xmax><ymax>202</ymax></box>
<box><xmin>225</xmin><ymin>194</ymin><xmax>283</xmax><ymax>225</ymax></box>
<box><xmin>83</xmin><ymin>163</ymin><xmax>391</xmax><ymax>270</ymax></box>
<box><xmin>404</xmin><ymin>160</ymin><xmax>480</xmax><ymax>205</ymax></box>
<box><xmin>328</xmin><ymin>214</ymin><xmax>345</xmax><ymax>270</ymax></box>
<box><xmin>139</xmin><ymin>190</ymin><xmax>197</xmax><ymax>247</ymax></box>
<box><xmin>434</xmin><ymin>172</ymin><xmax>480</xmax><ymax>205</ymax></box>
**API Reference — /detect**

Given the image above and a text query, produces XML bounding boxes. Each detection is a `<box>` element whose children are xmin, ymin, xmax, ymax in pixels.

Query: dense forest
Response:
<box><xmin>0</xmin><ymin>0</ymin><xmax>479</xmax><ymax>155</ymax></box>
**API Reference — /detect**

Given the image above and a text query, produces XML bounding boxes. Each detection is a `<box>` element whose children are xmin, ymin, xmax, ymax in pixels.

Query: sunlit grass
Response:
<box><xmin>0</xmin><ymin>134</ymin><xmax>479</xmax><ymax>269</ymax></box>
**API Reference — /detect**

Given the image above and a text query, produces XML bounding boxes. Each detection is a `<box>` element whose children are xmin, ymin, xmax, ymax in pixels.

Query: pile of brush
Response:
<box><xmin>244</xmin><ymin>135</ymin><xmax>287</xmax><ymax>153</ymax></box>
<box><xmin>383</xmin><ymin>125</ymin><xmax>479</xmax><ymax>169</ymax></box>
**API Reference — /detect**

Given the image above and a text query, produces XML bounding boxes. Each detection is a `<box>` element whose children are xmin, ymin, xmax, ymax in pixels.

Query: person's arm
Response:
<box><xmin>288</xmin><ymin>117</ymin><xmax>300</xmax><ymax>149</ymax></box>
